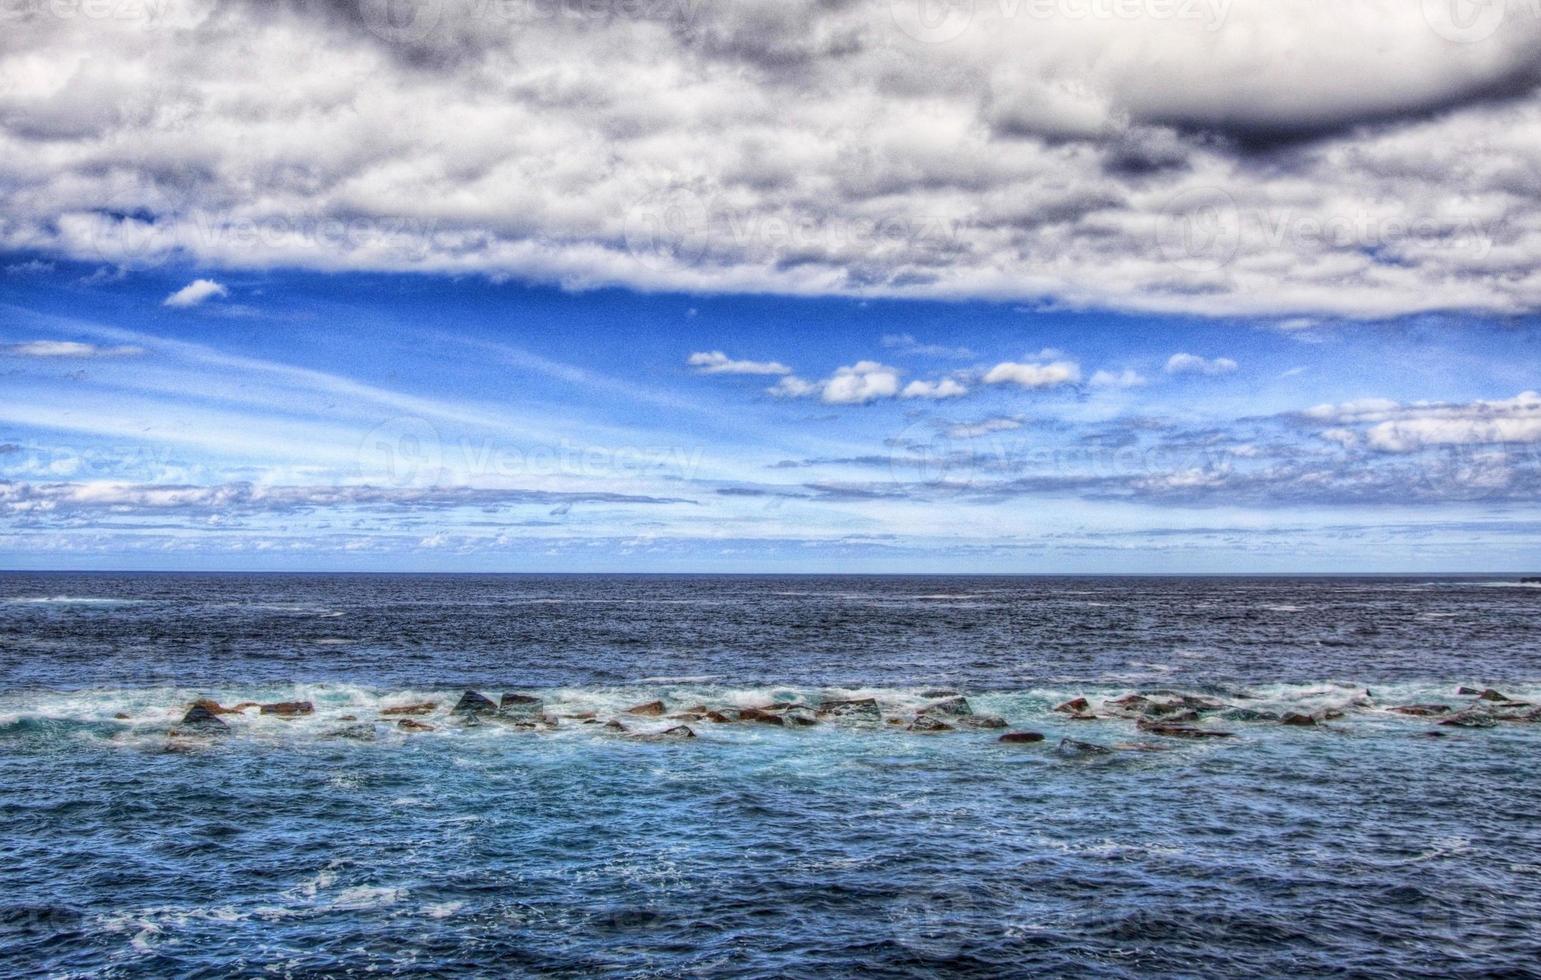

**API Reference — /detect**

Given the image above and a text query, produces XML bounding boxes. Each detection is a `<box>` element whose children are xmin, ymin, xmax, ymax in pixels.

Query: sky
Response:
<box><xmin>2</xmin><ymin>0</ymin><xmax>1541</xmax><ymax>572</ymax></box>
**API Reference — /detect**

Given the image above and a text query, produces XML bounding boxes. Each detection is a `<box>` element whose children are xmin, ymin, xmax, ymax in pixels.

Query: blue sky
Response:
<box><xmin>3</xmin><ymin>255</ymin><xmax>1540</xmax><ymax>572</ymax></box>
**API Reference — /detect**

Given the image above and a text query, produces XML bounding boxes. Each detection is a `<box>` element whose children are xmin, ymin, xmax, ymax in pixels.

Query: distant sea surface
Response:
<box><xmin>3</xmin><ymin>573</ymin><xmax>1539</xmax><ymax>977</ymax></box>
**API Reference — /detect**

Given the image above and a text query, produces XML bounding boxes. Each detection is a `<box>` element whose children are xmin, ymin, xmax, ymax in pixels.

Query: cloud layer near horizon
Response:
<box><xmin>1</xmin><ymin>0</ymin><xmax>1540</xmax><ymax>317</ymax></box>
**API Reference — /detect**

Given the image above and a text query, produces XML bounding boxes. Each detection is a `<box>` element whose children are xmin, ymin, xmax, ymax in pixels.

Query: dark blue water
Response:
<box><xmin>2</xmin><ymin>574</ymin><xmax>1539</xmax><ymax>977</ymax></box>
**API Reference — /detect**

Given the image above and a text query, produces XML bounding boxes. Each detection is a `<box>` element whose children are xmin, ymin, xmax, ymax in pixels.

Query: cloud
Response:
<box><xmin>821</xmin><ymin>361</ymin><xmax>902</xmax><ymax>405</ymax></box>
<box><xmin>163</xmin><ymin>279</ymin><xmax>229</xmax><ymax>308</ymax></box>
<box><xmin>1</xmin><ymin>341</ymin><xmax>143</xmax><ymax>358</ymax></box>
<box><xmin>901</xmin><ymin>377</ymin><xmax>969</xmax><ymax>399</ymax></box>
<box><xmin>687</xmin><ymin>350</ymin><xmax>792</xmax><ymax>375</ymax></box>
<box><xmin>1165</xmin><ymin>353</ymin><xmax>1238</xmax><ymax>376</ymax></box>
<box><xmin>1</xmin><ymin>2</ymin><xmax>1539</xmax><ymax>318</ymax></box>
<box><xmin>882</xmin><ymin>334</ymin><xmax>974</xmax><ymax>358</ymax></box>
<box><xmin>1089</xmin><ymin>368</ymin><xmax>1147</xmax><ymax>389</ymax></box>
<box><xmin>982</xmin><ymin>360</ymin><xmax>1082</xmax><ymax>389</ymax></box>
<box><xmin>1305</xmin><ymin>391</ymin><xmax>1541</xmax><ymax>452</ymax></box>
<box><xmin>946</xmin><ymin>417</ymin><xmax>1023</xmax><ymax>439</ymax></box>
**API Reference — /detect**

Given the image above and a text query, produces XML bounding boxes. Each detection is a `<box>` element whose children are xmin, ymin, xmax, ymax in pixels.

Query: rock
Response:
<box><xmin>817</xmin><ymin>697</ymin><xmax>882</xmax><ymax>722</ymax></box>
<box><xmin>908</xmin><ymin>715</ymin><xmax>955</xmax><ymax>733</ymax></box>
<box><xmin>1138</xmin><ymin>722</ymin><xmax>1235</xmax><ymax>739</ymax></box>
<box><xmin>625</xmin><ymin>700</ymin><xmax>666</xmax><ymax>717</ymax></box>
<box><xmin>1389</xmin><ymin>704</ymin><xmax>1451</xmax><ymax>717</ymax></box>
<box><xmin>561</xmin><ymin>711</ymin><xmax>597</xmax><ymax>720</ymax></box>
<box><xmin>500</xmin><ymin>692</ymin><xmax>543</xmax><ymax>711</ymax></box>
<box><xmin>1440</xmin><ymin>712</ymin><xmax>1497</xmax><ymax>729</ymax></box>
<box><xmin>113</xmin><ymin>712</ymin><xmax>130</xmax><ymax>720</ymax></box>
<box><xmin>380</xmin><ymin>701</ymin><xmax>437</xmax><ymax>716</ymax></box>
<box><xmin>189</xmin><ymin>698</ymin><xmax>244</xmax><ymax>716</ymax></box>
<box><xmin>338</xmin><ymin>715</ymin><xmax>357</xmax><ymax>721</ymax></box>
<box><xmin>451</xmin><ymin>691</ymin><xmax>497</xmax><ymax>715</ymax></box>
<box><xmin>259</xmin><ymin>701</ymin><xmax>314</xmax><ymax>717</ymax></box>
<box><xmin>1065</xmin><ymin>713</ymin><xmax>1099</xmax><ymax>722</ymax></box>
<box><xmin>178</xmin><ymin>704</ymin><xmax>228</xmax><ymax>731</ymax></box>
<box><xmin>325</xmin><ymin>723</ymin><xmax>376</xmax><ymax>740</ymax></box>
<box><xmin>1107</xmin><ymin>694</ymin><xmax>1149</xmax><ymax>708</ymax></box>
<box><xmin>958</xmin><ymin>714</ymin><xmax>1008</xmax><ymax>730</ymax></box>
<box><xmin>397</xmin><ymin>719</ymin><xmax>435</xmax><ymax>732</ymax></box>
<box><xmin>1478</xmin><ymin>689</ymin><xmax>1511</xmax><ymax>702</ymax></box>
<box><xmin>919</xmin><ymin>689</ymin><xmax>961</xmax><ymax>699</ymax></box>
<box><xmin>782</xmin><ymin>707</ymin><xmax>819</xmax><ymax>727</ymax></box>
<box><xmin>1220</xmin><ymin>708</ymin><xmax>1280</xmax><ymax>722</ymax></box>
<box><xmin>1422</xmin><ymin>730</ymin><xmax>1450</xmax><ymax>738</ymax></box>
<box><xmin>738</xmin><ymin>707</ymin><xmax>784</xmax><ymax>726</ymax></box>
<box><xmin>998</xmin><ymin>731</ymin><xmax>1045</xmax><ymax>744</ymax></box>
<box><xmin>1280</xmin><ymin>713</ymin><xmax>1317</xmax><ymax>727</ymax></box>
<box><xmin>1054</xmin><ymin>697</ymin><xmax>1090</xmax><ymax>715</ymax></box>
<box><xmin>1112</xmin><ymin>742</ymin><xmax>1177</xmax><ymax>752</ymax></box>
<box><xmin>1055</xmin><ymin>737</ymin><xmax>1112</xmax><ymax>757</ymax></box>
<box><xmin>602</xmin><ymin>720</ymin><xmax>627</xmax><ymax>732</ymax></box>
<box><xmin>703</xmin><ymin>710</ymin><xmax>735</xmax><ymax>723</ymax></box>
<box><xmin>636</xmin><ymin>725</ymin><xmax>696</xmax><ymax>741</ymax></box>
<box><xmin>919</xmin><ymin>696</ymin><xmax>973</xmax><ymax>718</ymax></box>
<box><xmin>668</xmin><ymin>712</ymin><xmax>706</xmax><ymax>722</ymax></box>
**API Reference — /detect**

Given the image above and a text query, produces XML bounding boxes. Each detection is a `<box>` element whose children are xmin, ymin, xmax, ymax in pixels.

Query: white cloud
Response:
<box><xmin>881</xmin><ymin>334</ymin><xmax>974</xmax><ymax>358</ymax></box>
<box><xmin>1089</xmin><ymin>368</ymin><xmax>1147</xmax><ymax>389</ymax></box>
<box><xmin>769</xmin><ymin>360</ymin><xmax>904</xmax><ymax>404</ymax></box>
<box><xmin>947</xmin><ymin>417</ymin><xmax>1023</xmax><ymax>439</ymax></box>
<box><xmin>163</xmin><ymin>279</ymin><xmax>229</xmax><ymax>308</ymax></box>
<box><xmin>0</xmin><ymin>2</ymin><xmax>1538</xmax><ymax>319</ymax></box>
<box><xmin>902</xmin><ymin>377</ymin><xmax>969</xmax><ymax>400</ymax></box>
<box><xmin>1</xmin><ymin>341</ymin><xmax>143</xmax><ymax>358</ymax></box>
<box><xmin>982</xmin><ymin>360</ymin><xmax>1082</xmax><ymax>389</ymax></box>
<box><xmin>1165</xmin><ymin>353</ymin><xmax>1238</xmax><ymax>376</ymax></box>
<box><xmin>687</xmin><ymin>351</ymin><xmax>792</xmax><ymax>375</ymax></box>
<box><xmin>1303</xmin><ymin>392</ymin><xmax>1541</xmax><ymax>453</ymax></box>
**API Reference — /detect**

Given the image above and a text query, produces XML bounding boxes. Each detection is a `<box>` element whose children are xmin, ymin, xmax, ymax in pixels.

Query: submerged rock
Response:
<box><xmin>451</xmin><ymin>691</ymin><xmax>497</xmax><ymax>715</ymax></box>
<box><xmin>113</xmin><ymin>712</ymin><xmax>130</xmax><ymax>720</ymax></box>
<box><xmin>259</xmin><ymin>701</ymin><xmax>314</xmax><ymax>717</ymax></box>
<box><xmin>397</xmin><ymin>719</ymin><xmax>435</xmax><ymax>733</ymax></box>
<box><xmin>919</xmin><ymin>689</ymin><xmax>961</xmax><ymax>699</ymax></box>
<box><xmin>1055</xmin><ymin>737</ymin><xmax>1112</xmax><ymax>757</ymax></box>
<box><xmin>1106</xmin><ymin>694</ymin><xmax>1149</xmax><ymax>709</ymax></box>
<box><xmin>602</xmin><ymin>720</ymin><xmax>627</xmax><ymax>732</ymax></box>
<box><xmin>908</xmin><ymin>715</ymin><xmax>955</xmax><ymax>733</ymax></box>
<box><xmin>1280</xmin><ymin>713</ymin><xmax>1317</xmax><ymax>727</ymax></box>
<box><xmin>817</xmin><ymin>697</ymin><xmax>881</xmax><ymax>722</ymax></box>
<box><xmin>738</xmin><ymin>707</ymin><xmax>784</xmax><ymax>726</ymax></box>
<box><xmin>325</xmin><ymin>723</ymin><xmax>376</xmax><ymax>740</ymax></box>
<box><xmin>998</xmin><ymin>731</ymin><xmax>1045</xmax><ymax>744</ymax></box>
<box><xmin>500</xmin><ymin>693</ymin><xmax>543</xmax><ymax>712</ymax></box>
<box><xmin>380</xmin><ymin>701</ymin><xmax>437</xmax><ymax>716</ymax></box>
<box><xmin>1054</xmin><ymin>697</ymin><xmax>1090</xmax><ymax>715</ymax></box>
<box><xmin>957</xmin><ymin>713</ymin><xmax>1009</xmax><ymax>730</ymax></box>
<box><xmin>919</xmin><ymin>696</ymin><xmax>973</xmax><ymax>718</ymax></box>
<box><xmin>703</xmin><ymin>710</ymin><xmax>736</xmax><ymax>723</ymax></box>
<box><xmin>635</xmin><ymin>725</ymin><xmax>696</xmax><ymax>741</ymax></box>
<box><xmin>1220</xmin><ymin>708</ymin><xmax>1280</xmax><ymax>722</ymax></box>
<box><xmin>625</xmin><ymin>700</ymin><xmax>667</xmax><ymax>717</ymax></box>
<box><xmin>1389</xmin><ymin>704</ymin><xmax>1451</xmax><ymax>717</ymax></box>
<box><xmin>1138</xmin><ymin>720</ymin><xmax>1234</xmax><ymax>738</ymax></box>
<box><xmin>177</xmin><ymin>704</ymin><xmax>228</xmax><ymax>731</ymax></box>
<box><xmin>1440</xmin><ymin>712</ymin><xmax>1497</xmax><ymax>729</ymax></box>
<box><xmin>782</xmin><ymin>707</ymin><xmax>819</xmax><ymax>727</ymax></box>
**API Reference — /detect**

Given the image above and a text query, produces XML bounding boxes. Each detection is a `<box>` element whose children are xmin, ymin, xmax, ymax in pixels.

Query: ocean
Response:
<box><xmin>2</xmin><ymin>573</ymin><xmax>1539</xmax><ymax>977</ymax></box>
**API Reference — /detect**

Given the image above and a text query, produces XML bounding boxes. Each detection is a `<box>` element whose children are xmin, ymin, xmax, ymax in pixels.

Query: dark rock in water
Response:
<box><xmin>325</xmin><ymin>723</ymin><xmax>376</xmax><ymax>740</ymax></box>
<box><xmin>1280</xmin><ymin>713</ymin><xmax>1317</xmax><ymax>727</ymax></box>
<box><xmin>1220</xmin><ymin>708</ymin><xmax>1280</xmax><ymax>722</ymax></box>
<box><xmin>338</xmin><ymin>715</ymin><xmax>357</xmax><ymax>721</ymax></box>
<box><xmin>179</xmin><ymin>704</ymin><xmax>228</xmax><ymax>731</ymax></box>
<box><xmin>260</xmin><ymin>701</ymin><xmax>314</xmax><ymax>717</ymax></box>
<box><xmin>908</xmin><ymin>716</ymin><xmax>955</xmax><ymax>733</ymax></box>
<box><xmin>1112</xmin><ymin>742</ymin><xmax>1177</xmax><ymax>752</ymax></box>
<box><xmin>1054</xmin><ymin>697</ymin><xmax>1090</xmax><ymax>715</ymax></box>
<box><xmin>919</xmin><ymin>689</ymin><xmax>961</xmax><ymax>699</ymax></box>
<box><xmin>1457</xmin><ymin>686</ymin><xmax>1481</xmax><ymax>696</ymax></box>
<box><xmin>452</xmin><ymin>691</ymin><xmax>497</xmax><ymax>715</ymax></box>
<box><xmin>1138</xmin><ymin>721</ymin><xmax>1235</xmax><ymax>739</ymax></box>
<box><xmin>1107</xmin><ymin>694</ymin><xmax>1149</xmax><ymax>708</ymax></box>
<box><xmin>817</xmin><ymin>697</ymin><xmax>881</xmax><ymax>722</ymax></box>
<box><xmin>190</xmin><ymin>698</ymin><xmax>245</xmax><ymax>716</ymax></box>
<box><xmin>1440</xmin><ymin>712</ymin><xmax>1497</xmax><ymax>729</ymax></box>
<box><xmin>380</xmin><ymin>701</ymin><xmax>437</xmax><ymax>716</ymax></box>
<box><xmin>704</xmin><ymin>710</ymin><xmax>735</xmax><ymax>723</ymax></box>
<box><xmin>1390</xmin><ymin>704</ymin><xmax>1451</xmax><ymax>717</ymax></box>
<box><xmin>625</xmin><ymin>700</ymin><xmax>666</xmax><ymax>717</ymax></box>
<box><xmin>113</xmin><ymin>712</ymin><xmax>130</xmax><ymax>720</ymax></box>
<box><xmin>1478</xmin><ymin>689</ymin><xmax>1512</xmax><ymax>702</ymax></box>
<box><xmin>500</xmin><ymin>693</ymin><xmax>543</xmax><ymax>712</ymax></box>
<box><xmin>738</xmin><ymin>707</ymin><xmax>784</xmax><ymax>726</ymax></box>
<box><xmin>1065</xmin><ymin>713</ymin><xmax>1099</xmax><ymax>722</ymax></box>
<box><xmin>636</xmin><ymin>725</ymin><xmax>696</xmax><ymax>741</ymax></box>
<box><xmin>958</xmin><ymin>713</ymin><xmax>1008</xmax><ymax>730</ymax></box>
<box><xmin>397</xmin><ymin>719</ymin><xmax>434</xmax><ymax>732</ymax></box>
<box><xmin>920</xmin><ymin>696</ymin><xmax>973</xmax><ymax>718</ymax></box>
<box><xmin>1055</xmin><ymin>737</ymin><xmax>1112</xmax><ymax>757</ymax></box>
<box><xmin>999</xmin><ymin>731</ymin><xmax>1045</xmax><ymax>744</ymax></box>
<box><xmin>602</xmin><ymin>720</ymin><xmax>627</xmax><ymax>732</ymax></box>
<box><xmin>781</xmin><ymin>707</ymin><xmax>819</xmax><ymax>727</ymax></box>
<box><xmin>1422</xmin><ymin>730</ymin><xmax>1450</xmax><ymax>738</ymax></box>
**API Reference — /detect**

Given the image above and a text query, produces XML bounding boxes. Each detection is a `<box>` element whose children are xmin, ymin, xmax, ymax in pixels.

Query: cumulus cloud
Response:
<box><xmin>1166</xmin><ymin>353</ymin><xmax>1238</xmax><ymax>375</ymax></box>
<box><xmin>163</xmin><ymin>279</ymin><xmax>229</xmax><ymax>308</ymax></box>
<box><xmin>901</xmin><ymin>377</ymin><xmax>969</xmax><ymax>399</ymax></box>
<box><xmin>1</xmin><ymin>341</ymin><xmax>143</xmax><ymax>358</ymax></box>
<box><xmin>687</xmin><ymin>350</ymin><xmax>791</xmax><ymax>375</ymax></box>
<box><xmin>819</xmin><ymin>361</ymin><xmax>902</xmax><ymax>405</ymax></box>
<box><xmin>1</xmin><ymin>1</ymin><xmax>1539</xmax><ymax>318</ymax></box>
<box><xmin>982</xmin><ymin>360</ymin><xmax>1082</xmax><ymax>389</ymax></box>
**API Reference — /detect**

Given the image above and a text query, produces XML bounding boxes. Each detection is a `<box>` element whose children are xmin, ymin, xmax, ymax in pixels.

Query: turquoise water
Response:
<box><xmin>2</xmin><ymin>575</ymin><xmax>1539</xmax><ymax>976</ymax></box>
